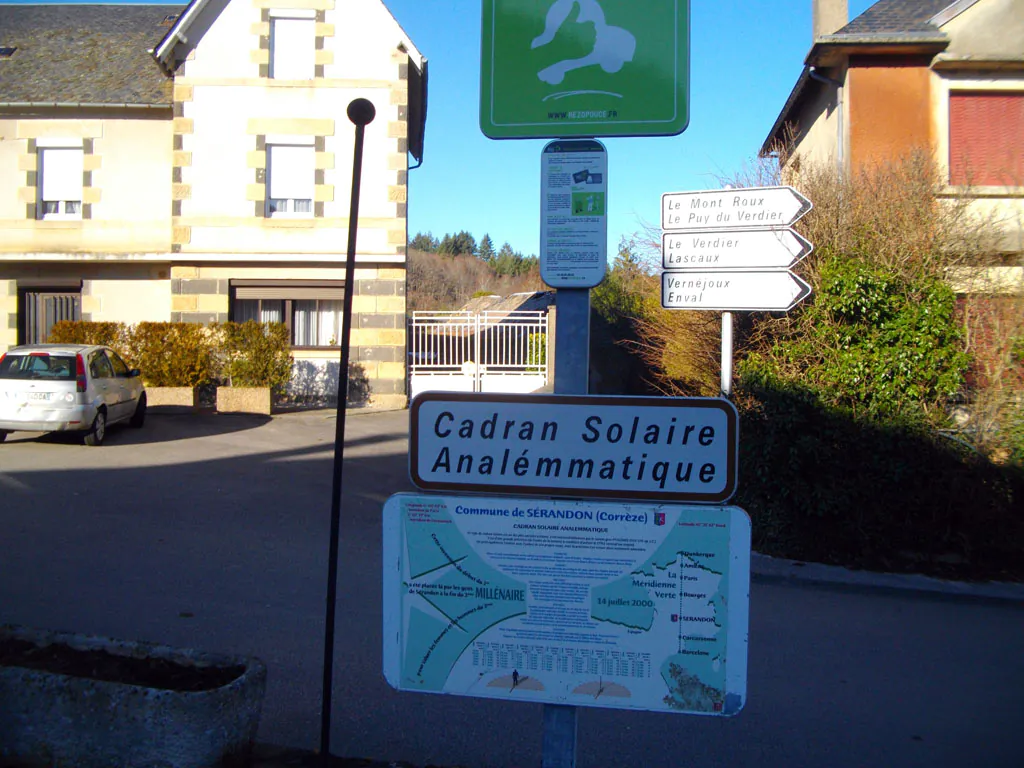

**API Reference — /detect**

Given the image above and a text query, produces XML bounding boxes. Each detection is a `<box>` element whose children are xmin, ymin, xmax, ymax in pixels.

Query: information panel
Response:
<box><xmin>383</xmin><ymin>494</ymin><xmax>749</xmax><ymax>715</ymax></box>
<box><xmin>541</xmin><ymin>139</ymin><xmax>608</xmax><ymax>288</ymax></box>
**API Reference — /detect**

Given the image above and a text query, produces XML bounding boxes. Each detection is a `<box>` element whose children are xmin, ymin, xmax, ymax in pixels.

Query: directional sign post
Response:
<box><xmin>662</xmin><ymin>228</ymin><xmax>812</xmax><ymax>271</ymax></box>
<box><xmin>659</xmin><ymin>185</ymin><xmax>815</xmax><ymax>395</ymax></box>
<box><xmin>661</xmin><ymin>270</ymin><xmax>812</xmax><ymax>312</ymax></box>
<box><xmin>661</xmin><ymin>186</ymin><xmax>812</xmax><ymax>232</ymax></box>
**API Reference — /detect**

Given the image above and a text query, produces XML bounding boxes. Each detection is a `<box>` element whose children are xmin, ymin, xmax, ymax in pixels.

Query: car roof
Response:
<box><xmin>4</xmin><ymin>344</ymin><xmax>104</xmax><ymax>356</ymax></box>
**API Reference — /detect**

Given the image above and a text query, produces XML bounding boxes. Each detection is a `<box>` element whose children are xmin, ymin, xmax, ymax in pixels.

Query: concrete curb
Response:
<box><xmin>750</xmin><ymin>552</ymin><xmax>1024</xmax><ymax>602</ymax></box>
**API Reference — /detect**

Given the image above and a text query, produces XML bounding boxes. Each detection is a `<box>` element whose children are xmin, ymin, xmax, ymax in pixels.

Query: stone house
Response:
<box><xmin>0</xmin><ymin>0</ymin><xmax>427</xmax><ymax>409</ymax></box>
<box><xmin>761</xmin><ymin>0</ymin><xmax>1023</xmax><ymax>275</ymax></box>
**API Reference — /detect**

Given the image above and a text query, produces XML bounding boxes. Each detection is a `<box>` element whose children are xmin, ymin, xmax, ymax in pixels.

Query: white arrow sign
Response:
<box><xmin>662</xmin><ymin>186</ymin><xmax>812</xmax><ymax>232</ymax></box>
<box><xmin>661</xmin><ymin>270</ymin><xmax>812</xmax><ymax>311</ymax></box>
<box><xmin>662</xmin><ymin>228</ymin><xmax>813</xmax><ymax>270</ymax></box>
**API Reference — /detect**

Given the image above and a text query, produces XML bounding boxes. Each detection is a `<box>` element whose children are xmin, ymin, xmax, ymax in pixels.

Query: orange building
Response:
<box><xmin>762</xmin><ymin>0</ymin><xmax>1024</xmax><ymax>260</ymax></box>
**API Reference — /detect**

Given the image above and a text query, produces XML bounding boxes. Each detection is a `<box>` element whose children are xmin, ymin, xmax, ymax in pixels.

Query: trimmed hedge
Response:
<box><xmin>734</xmin><ymin>383</ymin><xmax>1024</xmax><ymax>582</ymax></box>
<box><xmin>48</xmin><ymin>321</ymin><xmax>292</xmax><ymax>390</ymax></box>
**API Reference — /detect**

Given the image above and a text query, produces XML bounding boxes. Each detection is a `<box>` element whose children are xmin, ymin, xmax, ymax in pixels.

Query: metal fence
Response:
<box><xmin>409</xmin><ymin>310</ymin><xmax>549</xmax><ymax>394</ymax></box>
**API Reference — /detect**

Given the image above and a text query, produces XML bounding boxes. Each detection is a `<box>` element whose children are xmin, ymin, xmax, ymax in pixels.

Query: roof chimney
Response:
<box><xmin>813</xmin><ymin>0</ymin><xmax>848</xmax><ymax>39</ymax></box>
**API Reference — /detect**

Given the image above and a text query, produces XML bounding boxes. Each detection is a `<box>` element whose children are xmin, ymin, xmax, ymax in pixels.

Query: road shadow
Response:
<box><xmin>1</xmin><ymin>411</ymin><xmax>274</xmax><ymax>447</ymax></box>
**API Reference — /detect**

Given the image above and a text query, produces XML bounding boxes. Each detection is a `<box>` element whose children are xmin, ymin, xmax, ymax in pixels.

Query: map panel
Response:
<box><xmin>383</xmin><ymin>494</ymin><xmax>750</xmax><ymax>715</ymax></box>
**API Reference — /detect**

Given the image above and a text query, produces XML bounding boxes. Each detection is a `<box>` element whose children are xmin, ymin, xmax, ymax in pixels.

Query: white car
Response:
<box><xmin>0</xmin><ymin>344</ymin><xmax>146</xmax><ymax>446</ymax></box>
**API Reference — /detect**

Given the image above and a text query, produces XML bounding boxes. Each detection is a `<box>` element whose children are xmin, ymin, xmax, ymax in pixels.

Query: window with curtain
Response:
<box><xmin>39</xmin><ymin>147</ymin><xmax>83</xmax><ymax>219</ymax></box>
<box><xmin>266</xmin><ymin>144</ymin><xmax>314</xmax><ymax>217</ymax></box>
<box><xmin>231</xmin><ymin>284</ymin><xmax>344</xmax><ymax>348</ymax></box>
<box><xmin>949</xmin><ymin>91</ymin><xmax>1024</xmax><ymax>186</ymax></box>
<box><xmin>270</xmin><ymin>15</ymin><xmax>315</xmax><ymax>80</ymax></box>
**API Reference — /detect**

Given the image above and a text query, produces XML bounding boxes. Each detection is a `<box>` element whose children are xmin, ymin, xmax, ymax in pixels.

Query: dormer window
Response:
<box><xmin>0</xmin><ymin>47</ymin><xmax>16</xmax><ymax>59</ymax></box>
<box><xmin>269</xmin><ymin>10</ymin><xmax>315</xmax><ymax>80</ymax></box>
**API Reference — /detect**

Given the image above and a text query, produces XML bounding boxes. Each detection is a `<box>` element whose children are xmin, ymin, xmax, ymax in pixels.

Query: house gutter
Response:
<box><xmin>0</xmin><ymin>102</ymin><xmax>169</xmax><ymax>109</ymax></box>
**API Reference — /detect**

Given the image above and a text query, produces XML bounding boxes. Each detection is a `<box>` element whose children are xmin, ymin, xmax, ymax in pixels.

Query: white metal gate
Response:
<box><xmin>409</xmin><ymin>310</ymin><xmax>549</xmax><ymax>398</ymax></box>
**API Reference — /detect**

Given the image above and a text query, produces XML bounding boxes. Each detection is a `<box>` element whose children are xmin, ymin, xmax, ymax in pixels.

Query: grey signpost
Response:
<box><xmin>659</xmin><ymin>186</ymin><xmax>814</xmax><ymax>395</ymax></box>
<box><xmin>427</xmin><ymin>3</ymin><xmax>696</xmax><ymax>764</ymax></box>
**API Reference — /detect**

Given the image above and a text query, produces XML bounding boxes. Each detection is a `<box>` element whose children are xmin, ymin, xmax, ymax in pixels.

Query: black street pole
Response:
<box><xmin>320</xmin><ymin>97</ymin><xmax>376</xmax><ymax>766</ymax></box>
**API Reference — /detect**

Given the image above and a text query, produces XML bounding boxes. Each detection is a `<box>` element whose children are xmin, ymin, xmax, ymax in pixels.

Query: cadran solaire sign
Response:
<box><xmin>409</xmin><ymin>392</ymin><xmax>738</xmax><ymax>503</ymax></box>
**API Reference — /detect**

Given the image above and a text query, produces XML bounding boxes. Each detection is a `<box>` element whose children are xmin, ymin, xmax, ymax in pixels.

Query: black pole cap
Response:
<box><xmin>347</xmin><ymin>98</ymin><xmax>376</xmax><ymax>127</ymax></box>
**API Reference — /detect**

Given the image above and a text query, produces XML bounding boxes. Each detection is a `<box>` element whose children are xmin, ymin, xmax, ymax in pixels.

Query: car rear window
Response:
<box><xmin>0</xmin><ymin>353</ymin><xmax>76</xmax><ymax>381</ymax></box>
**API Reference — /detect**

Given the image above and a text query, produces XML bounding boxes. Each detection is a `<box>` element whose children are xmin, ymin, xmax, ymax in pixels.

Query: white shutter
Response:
<box><xmin>268</xmin><ymin>145</ymin><xmax>314</xmax><ymax>200</ymax></box>
<box><xmin>271</xmin><ymin>18</ymin><xmax>315</xmax><ymax>80</ymax></box>
<box><xmin>41</xmin><ymin>148</ymin><xmax>83</xmax><ymax>201</ymax></box>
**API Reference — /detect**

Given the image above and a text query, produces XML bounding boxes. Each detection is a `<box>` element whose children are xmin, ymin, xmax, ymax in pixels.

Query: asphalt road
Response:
<box><xmin>1</xmin><ymin>410</ymin><xmax>1021</xmax><ymax>768</ymax></box>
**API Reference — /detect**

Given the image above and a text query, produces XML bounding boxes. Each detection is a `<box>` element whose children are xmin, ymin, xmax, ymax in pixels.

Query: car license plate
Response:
<box><xmin>28</xmin><ymin>392</ymin><xmax>50</xmax><ymax>401</ymax></box>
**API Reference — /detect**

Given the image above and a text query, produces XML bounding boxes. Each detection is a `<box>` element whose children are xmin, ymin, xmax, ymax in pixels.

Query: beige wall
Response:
<box><xmin>0</xmin><ymin>279</ymin><xmax>16</xmax><ymax>351</ymax></box>
<box><xmin>0</xmin><ymin>121</ymin><xmax>22</xmax><ymax>218</ymax></box>
<box><xmin>786</xmin><ymin>67</ymin><xmax>848</xmax><ymax>175</ymax></box>
<box><xmin>942</xmin><ymin>0</ymin><xmax>1024</xmax><ymax>58</ymax></box>
<box><xmin>175</xmin><ymin>0</ymin><xmax>410</xmax><ymax>261</ymax></box>
<box><xmin>84</xmin><ymin>278</ymin><xmax>172</xmax><ymax>323</ymax></box>
<box><xmin>0</xmin><ymin>115</ymin><xmax>173</xmax><ymax>254</ymax></box>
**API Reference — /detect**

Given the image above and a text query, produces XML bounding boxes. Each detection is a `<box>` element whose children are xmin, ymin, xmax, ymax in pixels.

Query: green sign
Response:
<box><xmin>480</xmin><ymin>0</ymin><xmax>690</xmax><ymax>139</ymax></box>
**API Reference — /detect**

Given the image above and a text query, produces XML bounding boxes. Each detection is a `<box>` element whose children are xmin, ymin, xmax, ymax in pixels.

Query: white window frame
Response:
<box><xmin>269</xmin><ymin>9</ymin><xmax>316</xmax><ymax>81</ymax></box>
<box><xmin>37</xmin><ymin>139</ymin><xmax>84</xmax><ymax>221</ymax></box>
<box><xmin>265</xmin><ymin>138</ymin><xmax>316</xmax><ymax>219</ymax></box>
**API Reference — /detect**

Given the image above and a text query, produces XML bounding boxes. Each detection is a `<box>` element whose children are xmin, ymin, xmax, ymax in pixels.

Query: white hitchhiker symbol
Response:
<box><xmin>531</xmin><ymin>0</ymin><xmax>637</xmax><ymax>85</ymax></box>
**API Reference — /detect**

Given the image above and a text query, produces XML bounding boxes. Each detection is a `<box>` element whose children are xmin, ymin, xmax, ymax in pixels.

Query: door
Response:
<box><xmin>87</xmin><ymin>350</ymin><xmax>120</xmax><ymax>421</ymax></box>
<box><xmin>104</xmin><ymin>349</ymin><xmax>139</xmax><ymax>422</ymax></box>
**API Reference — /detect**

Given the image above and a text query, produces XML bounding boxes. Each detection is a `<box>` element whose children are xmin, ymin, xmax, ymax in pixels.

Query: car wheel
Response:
<box><xmin>129</xmin><ymin>393</ymin><xmax>147</xmax><ymax>428</ymax></box>
<box><xmin>84</xmin><ymin>410</ymin><xmax>107</xmax><ymax>447</ymax></box>
<box><xmin>0</xmin><ymin>430</ymin><xmax>7</xmax><ymax>443</ymax></box>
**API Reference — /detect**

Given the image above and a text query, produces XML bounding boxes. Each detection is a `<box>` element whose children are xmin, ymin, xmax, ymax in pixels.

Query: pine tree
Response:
<box><xmin>479</xmin><ymin>234</ymin><xmax>495</xmax><ymax>262</ymax></box>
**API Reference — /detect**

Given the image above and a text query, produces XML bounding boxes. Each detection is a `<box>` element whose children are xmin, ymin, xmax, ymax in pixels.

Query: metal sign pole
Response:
<box><xmin>541</xmin><ymin>287</ymin><xmax>590</xmax><ymax>768</ymax></box>
<box><xmin>320</xmin><ymin>97</ymin><xmax>376</xmax><ymax>766</ymax></box>
<box><xmin>721</xmin><ymin>311</ymin><xmax>734</xmax><ymax>398</ymax></box>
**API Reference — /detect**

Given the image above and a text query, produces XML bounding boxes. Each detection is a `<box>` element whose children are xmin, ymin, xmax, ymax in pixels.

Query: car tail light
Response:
<box><xmin>0</xmin><ymin>353</ymin><xmax>5</xmax><ymax>366</ymax></box>
<box><xmin>75</xmin><ymin>353</ymin><xmax>87</xmax><ymax>393</ymax></box>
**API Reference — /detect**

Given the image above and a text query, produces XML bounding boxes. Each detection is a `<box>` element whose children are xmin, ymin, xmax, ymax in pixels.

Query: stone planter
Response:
<box><xmin>217</xmin><ymin>386</ymin><xmax>272</xmax><ymax>415</ymax></box>
<box><xmin>0</xmin><ymin>625</ymin><xmax>266</xmax><ymax>768</ymax></box>
<box><xmin>146</xmin><ymin>386</ymin><xmax>199</xmax><ymax>409</ymax></box>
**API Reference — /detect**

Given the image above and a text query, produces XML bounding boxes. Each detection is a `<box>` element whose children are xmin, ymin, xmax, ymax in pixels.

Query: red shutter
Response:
<box><xmin>949</xmin><ymin>92</ymin><xmax>1024</xmax><ymax>186</ymax></box>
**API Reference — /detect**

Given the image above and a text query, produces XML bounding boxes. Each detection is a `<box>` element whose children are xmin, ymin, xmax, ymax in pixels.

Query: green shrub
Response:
<box><xmin>735</xmin><ymin>382</ymin><xmax>1024</xmax><ymax>581</ymax></box>
<box><xmin>739</xmin><ymin>257</ymin><xmax>969</xmax><ymax>424</ymax></box>
<box><xmin>48</xmin><ymin>321</ymin><xmax>131</xmax><ymax>359</ymax></box>
<box><xmin>218</xmin><ymin>321</ymin><xmax>292</xmax><ymax>390</ymax></box>
<box><xmin>131</xmin><ymin>322</ymin><xmax>219</xmax><ymax>387</ymax></box>
<box><xmin>526</xmin><ymin>332</ymin><xmax>546</xmax><ymax>368</ymax></box>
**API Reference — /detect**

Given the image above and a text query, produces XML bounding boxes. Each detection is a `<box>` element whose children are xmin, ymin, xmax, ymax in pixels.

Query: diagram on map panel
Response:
<box><xmin>531</xmin><ymin>0</ymin><xmax>636</xmax><ymax>88</ymax></box>
<box><xmin>488</xmin><ymin>672</ymin><xmax>545</xmax><ymax>693</ymax></box>
<box><xmin>573</xmin><ymin>678</ymin><xmax>632</xmax><ymax>699</ymax></box>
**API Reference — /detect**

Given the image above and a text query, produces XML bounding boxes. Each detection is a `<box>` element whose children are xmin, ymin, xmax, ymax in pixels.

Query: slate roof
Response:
<box><xmin>0</xmin><ymin>4</ymin><xmax>183</xmax><ymax>106</ymax></box>
<box><xmin>831</xmin><ymin>0</ymin><xmax>956</xmax><ymax>37</ymax></box>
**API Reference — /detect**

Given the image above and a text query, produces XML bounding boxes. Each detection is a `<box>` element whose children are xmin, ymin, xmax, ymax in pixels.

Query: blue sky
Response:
<box><xmin>385</xmin><ymin>0</ymin><xmax>875</xmax><ymax>257</ymax></box>
<box><xmin>4</xmin><ymin>0</ymin><xmax>875</xmax><ymax>257</ymax></box>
